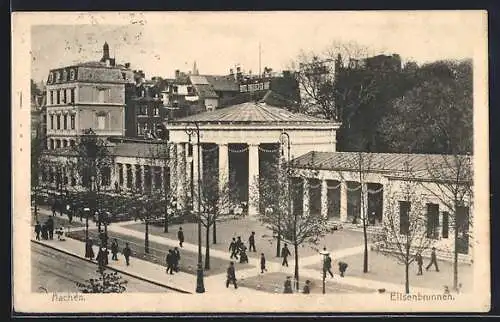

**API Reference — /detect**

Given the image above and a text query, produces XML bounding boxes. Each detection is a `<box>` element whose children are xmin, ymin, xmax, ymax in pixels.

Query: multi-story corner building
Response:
<box><xmin>44</xmin><ymin>42</ymin><xmax>135</xmax><ymax>150</ymax></box>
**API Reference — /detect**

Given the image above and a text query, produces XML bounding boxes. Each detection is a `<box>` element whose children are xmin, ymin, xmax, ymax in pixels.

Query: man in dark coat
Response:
<box><xmin>426</xmin><ymin>247</ymin><xmax>440</xmax><ymax>272</ymax></box>
<box><xmin>236</xmin><ymin>236</ymin><xmax>243</xmax><ymax>255</ymax></box>
<box><xmin>226</xmin><ymin>262</ymin><xmax>238</xmax><ymax>289</ymax></box>
<box><xmin>46</xmin><ymin>216</ymin><xmax>54</xmax><ymax>240</ymax></box>
<box><xmin>323</xmin><ymin>254</ymin><xmax>334</xmax><ymax>278</ymax></box>
<box><xmin>173</xmin><ymin>247</ymin><xmax>181</xmax><ymax>272</ymax></box>
<box><xmin>283</xmin><ymin>276</ymin><xmax>293</xmax><ymax>293</ymax></box>
<box><xmin>239</xmin><ymin>245</ymin><xmax>249</xmax><ymax>264</ymax></box>
<box><xmin>96</xmin><ymin>247</ymin><xmax>108</xmax><ymax>268</ymax></box>
<box><xmin>303</xmin><ymin>280</ymin><xmax>311</xmax><ymax>294</ymax></box>
<box><xmin>229</xmin><ymin>238</ymin><xmax>238</xmax><ymax>260</ymax></box>
<box><xmin>338</xmin><ymin>261</ymin><xmax>348</xmax><ymax>277</ymax></box>
<box><xmin>281</xmin><ymin>244</ymin><xmax>291</xmax><ymax>267</ymax></box>
<box><xmin>111</xmin><ymin>239</ymin><xmax>119</xmax><ymax>261</ymax></box>
<box><xmin>123</xmin><ymin>242</ymin><xmax>131</xmax><ymax>266</ymax></box>
<box><xmin>41</xmin><ymin>224</ymin><xmax>48</xmax><ymax>240</ymax></box>
<box><xmin>34</xmin><ymin>221</ymin><xmax>41</xmax><ymax>240</ymax></box>
<box><xmin>415</xmin><ymin>252</ymin><xmax>423</xmax><ymax>275</ymax></box>
<box><xmin>248</xmin><ymin>231</ymin><xmax>256</xmax><ymax>252</ymax></box>
<box><xmin>51</xmin><ymin>201</ymin><xmax>57</xmax><ymax>216</ymax></box>
<box><xmin>166</xmin><ymin>250</ymin><xmax>174</xmax><ymax>275</ymax></box>
<box><xmin>260</xmin><ymin>253</ymin><xmax>267</xmax><ymax>273</ymax></box>
<box><xmin>178</xmin><ymin>227</ymin><xmax>184</xmax><ymax>248</ymax></box>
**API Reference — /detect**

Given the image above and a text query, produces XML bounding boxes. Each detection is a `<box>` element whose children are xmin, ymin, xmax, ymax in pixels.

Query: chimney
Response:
<box><xmin>175</xmin><ymin>70</ymin><xmax>180</xmax><ymax>79</ymax></box>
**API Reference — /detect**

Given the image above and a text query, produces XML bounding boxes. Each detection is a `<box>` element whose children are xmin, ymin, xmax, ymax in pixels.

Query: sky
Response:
<box><xmin>30</xmin><ymin>11</ymin><xmax>486</xmax><ymax>83</ymax></box>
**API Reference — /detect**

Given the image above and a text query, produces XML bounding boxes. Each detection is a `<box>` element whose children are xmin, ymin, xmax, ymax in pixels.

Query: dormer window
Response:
<box><xmin>56</xmin><ymin>71</ymin><xmax>61</xmax><ymax>83</ymax></box>
<box><xmin>48</xmin><ymin>73</ymin><xmax>54</xmax><ymax>84</ymax></box>
<box><xmin>62</xmin><ymin>70</ymin><xmax>68</xmax><ymax>81</ymax></box>
<box><xmin>70</xmin><ymin>69</ymin><xmax>76</xmax><ymax>81</ymax></box>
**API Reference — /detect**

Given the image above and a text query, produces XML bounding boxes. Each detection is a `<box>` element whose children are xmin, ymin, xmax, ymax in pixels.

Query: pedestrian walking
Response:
<box><xmin>226</xmin><ymin>262</ymin><xmax>238</xmax><ymax>289</ymax></box>
<box><xmin>123</xmin><ymin>242</ymin><xmax>131</xmax><ymax>266</ymax></box>
<box><xmin>178</xmin><ymin>227</ymin><xmax>184</xmax><ymax>248</ymax></box>
<box><xmin>173</xmin><ymin>247</ymin><xmax>181</xmax><ymax>272</ymax></box>
<box><xmin>260</xmin><ymin>253</ymin><xmax>267</xmax><ymax>273</ymax></box>
<box><xmin>426</xmin><ymin>247</ymin><xmax>440</xmax><ymax>272</ymax></box>
<box><xmin>229</xmin><ymin>238</ymin><xmax>239</xmax><ymax>260</ymax></box>
<box><xmin>85</xmin><ymin>238</ymin><xmax>95</xmax><ymax>259</ymax></box>
<box><xmin>34</xmin><ymin>221</ymin><xmax>41</xmax><ymax>240</ymax></box>
<box><xmin>67</xmin><ymin>204</ymin><xmax>73</xmax><ymax>224</ymax></box>
<box><xmin>323</xmin><ymin>253</ymin><xmax>334</xmax><ymax>278</ymax></box>
<box><xmin>111</xmin><ymin>239</ymin><xmax>119</xmax><ymax>261</ymax></box>
<box><xmin>166</xmin><ymin>249</ymin><xmax>174</xmax><ymax>274</ymax></box>
<box><xmin>239</xmin><ymin>246</ymin><xmax>249</xmax><ymax>264</ymax></box>
<box><xmin>51</xmin><ymin>201</ymin><xmax>57</xmax><ymax>216</ymax></box>
<box><xmin>283</xmin><ymin>276</ymin><xmax>293</xmax><ymax>293</ymax></box>
<box><xmin>338</xmin><ymin>261</ymin><xmax>348</xmax><ymax>277</ymax></box>
<box><xmin>96</xmin><ymin>247</ymin><xmax>108</xmax><ymax>268</ymax></box>
<box><xmin>248</xmin><ymin>231</ymin><xmax>256</xmax><ymax>252</ymax></box>
<box><xmin>281</xmin><ymin>244</ymin><xmax>291</xmax><ymax>267</ymax></box>
<box><xmin>46</xmin><ymin>216</ymin><xmax>54</xmax><ymax>240</ymax></box>
<box><xmin>236</xmin><ymin>236</ymin><xmax>243</xmax><ymax>256</ymax></box>
<box><xmin>41</xmin><ymin>224</ymin><xmax>48</xmax><ymax>240</ymax></box>
<box><xmin>415</xmin><ymin>252</ymin><xmax>423</xmax><ymax>275</ymax></box>
<box><xmin>303</xmin><ymin>280</ymin><xmax>311</xmax><ymax>294</ymax></box>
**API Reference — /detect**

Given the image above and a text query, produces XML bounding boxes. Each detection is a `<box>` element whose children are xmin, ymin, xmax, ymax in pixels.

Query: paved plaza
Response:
<box><xmin>30</xmin><ymin>205</ymin><xmax>471</xmax><ymax>295</ymax></box>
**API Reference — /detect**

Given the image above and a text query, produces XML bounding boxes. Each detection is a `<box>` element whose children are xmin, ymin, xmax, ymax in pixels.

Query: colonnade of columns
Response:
<box><xmin>113</xmin><ymin>163</ymin><xmax>168</xmax><ymax>193</ymax></box>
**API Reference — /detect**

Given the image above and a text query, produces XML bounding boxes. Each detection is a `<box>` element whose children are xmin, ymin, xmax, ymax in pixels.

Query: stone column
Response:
<box><xmin>176</xmin><ymin>143</ymin><xmax>186</xmax><ymax>209</ymax></box>
<box><xmin>185</xmin><ymin>143</ymin><xmax>192</xmax><ymax>202</ymax></box>
<box><xmin>140</xmin><ymin>165</ymin><xmax>145</xmax><ymax>193</ymax></box>
<box><xmin>123</xmin><ymin>164</ymin><xmax>129</xmax><ymax>190</ymax></box>
<box><xmin>381</xmin><ymin>180</ymin><xmax>389</xmax><ymax>225</ymax></box>
<box><xmin>248</xmin><ymin>143</ymin><xmax>259</xmax><ymax>217</ymax></box>
<box><xmin>169</xmin><ymin>143</ymin><xmax>177</xmax><ymax>194</ymax></box>
<box><xmin>131</xmin><ymin>165</ymin><xmax>137</xmax><ymax>192</ymax></box>
<box><xmin>321</xmin><ymin>179</ymin><xmax>328</xmax><ymax>219</ymax></box>
<box><xmin>192</xmin><ymin>143</ymin><xmax>200</xmax><ymax>210</ymax></box>
<box><xmin>218</xmin><ymin>143</ymin><xmax>229</xmax><ymax>214</ymax></box>
<box><xmin>340</xmin><ymin>180</ymin><xmax>348</xmax><ymax>222</ymax></box>
<box><xmin>303</xmin><ymin>178</ymin><xmax>310</xmax><ymax>217</ymax></box>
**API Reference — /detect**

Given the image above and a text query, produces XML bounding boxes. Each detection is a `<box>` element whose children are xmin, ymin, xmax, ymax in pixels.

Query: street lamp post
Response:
<box><xmin>279</xmin><ymin>132</ymin><xmax>291</xmax><ymax>258</ymax></box>
<box><xmin>185</xmin><ymin>121</ymin><xmax>205</xmax><ymax>294</ymax></box>
<box><xmin>319</xmin><ymin>247</ymin><xmax>330</xmax><ymax>294</ymax></box>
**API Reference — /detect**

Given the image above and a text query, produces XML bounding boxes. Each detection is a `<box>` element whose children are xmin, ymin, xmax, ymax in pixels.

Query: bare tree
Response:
<box><xmin>372</xmin><ymin>159</ymin><xmax>432</xmax><ymax>294</ymax></box>
<box><xmin>31</xmin><ymin>123</ymin><xmax>48</xmax><ymax>221</ymax></box>
<box><xmin>251</xmin><ymin>158</ymin><xmax>335</xmax><ymax>290</ymax></box>
<box><xmin>420</xmin><ymin>154</ymin><xmax>473</xmax><ymax>291</ymax></box>
<box><xmin>290</xmin><ymin>41</ymin><xmax>377</xmax><ymax>123</ymax></box>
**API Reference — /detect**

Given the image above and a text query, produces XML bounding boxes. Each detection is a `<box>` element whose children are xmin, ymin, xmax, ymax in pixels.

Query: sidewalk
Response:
<box><xmin>32</xmin><ymin>235</ymin><xmax>263</xmax><ymax>295</ymax></box>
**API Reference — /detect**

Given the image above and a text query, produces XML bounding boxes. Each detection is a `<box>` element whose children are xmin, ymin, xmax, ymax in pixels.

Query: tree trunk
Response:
<box><xmin>294</xmin><ymin>243</ymin><xmax>299</xmax><ymax>291</ymax></box>
<box><xmin>213</xmin><ymin>219</ymin><xmax>217</xmax><ymax>244</ymax></box>
<box><xmin>453</xmin><ymin>214</ymin><xmax>459</xmax><ymax>290</ymax></box>
<box><xmin>276</xmin><ymin>228</ymin><xmax>281</xmax><ymax>258</ymax></box>
<box><xmin>363</xmin><ymin>217</ymin><xmax>368</xmax><ymax>273</ymax></box>
<box><xmin>145</xmin><ymin>219</ymin><xmax>150</xmax><ymax>254</ymax></box>
<box><xmin>205</xmin><ymin>222</ymin><xmax>211</xmax><ymax>270</ymax></box>
<box><xmin>405</xmin><ymin>263</ymin><xmax>410</xmax><ymax>294</ymax></box>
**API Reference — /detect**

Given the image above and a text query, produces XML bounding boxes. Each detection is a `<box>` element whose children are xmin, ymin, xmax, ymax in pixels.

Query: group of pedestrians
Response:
<box><xmin>415</xmin><ymin>247</ymin><xmax>440</xmax><ymax>275</ymax></box>
<box><xmin>166</xmin><ymin>247</ymin><xmax>181</xmax><ymax>274</ymax></box>
<box><xmin>84</xmin><ymin>237</ymin><xmax>133</xmax><ymax>267</ymax></box>
<box><xmin>228</xmin><ymin>235</ymin><xmax>251</xmax><ymax>264</ymax></box>
<box><xmin>34</xmin><ymin>217</ymin><xmax>55</xmax><ymax>241</ymax></box>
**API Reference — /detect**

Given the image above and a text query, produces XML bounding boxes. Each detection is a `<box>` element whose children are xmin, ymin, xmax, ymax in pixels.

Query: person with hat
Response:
<box><xmin>415</xmin><ymin>252</ymin><xmax>423</xmax><ymax>275</ymax></box>
<box><xmin>302</xmin><ymin>280</ymin><xmax>311</xmax><ymax>294</ymax></box>
<box><xmin>426</xmin><ymin>247</ymin><xmax>440</xmax><ymax>272</ymax></box>
<box><xmin>283</xmin><ymin>276</ymin><xmax>293</xmax><ymax>293</ymax></box>
<box><xmin>260</xmin><ymin>253</ymin><xmax>267</xmax><ymax>273</ymax></box>
<box><xmin>281</xmin><ymin>244</ymin><xmax>291</xmax><ymax>267</ymax></box>
<box><xmin>226</xmin><ymin>262</ymin><xmax>238</xmax><ymax>289</ymax></box>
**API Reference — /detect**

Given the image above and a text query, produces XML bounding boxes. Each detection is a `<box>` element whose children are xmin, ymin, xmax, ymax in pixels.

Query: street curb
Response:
<box><xmin>31</xmin><ymin>239</ymin><xmax>192</xmax><ymax>294</ymax></box>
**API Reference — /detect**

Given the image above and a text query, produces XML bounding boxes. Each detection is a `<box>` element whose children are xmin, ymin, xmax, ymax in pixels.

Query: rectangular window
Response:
<box><xmin>137</xmin><ymin>123</ymin><xmax>143</xmax><ymax>135</ymax></box>
<box><xmin>50</xmin><ymin>91</ymin><xmax>54</xmax><ymax>105</ymax></box>
<box><xmin>97</xmin><ymin>115</ymin><xmax>106</xmax><ymax>130</ymax></box>
<box><xmin>426</xmin><ymin>203</ymin><xmax>439</xmax><ymax>239</ymax></box>
<box><xmin>70</xmin><ymin>88</ymin><xmax>75</xmax><ymax>104</ymax></box>
<box><xmin>56</xmin><ymin>115</ymin><xmax>61</xmax><ymax>130</ymax></box>
<box><xmin>442</xmin><ymin>212</ymin><xmax>449</xmax><ymax>239</ymax></box>
<box><xmin>56</xmin><ymin>90</ymin><xmax>60</xmax><ymax>104</ymax></box>
<box><xmin>63</xmin><ymin>114</ymin><xmax>68</xmax><ymax>130</ymax></box>
<box><xmin>154</xmin><ymin>106</ymin><xmax>159</xmax><ymax>116</ymax></box>
<box><xmin>399</xmin><ymin>201</ymin><xmax>410</xmax><ymax>235</ymax></box>
<box><xmin>50</xmin><ymin>115</ymin><xmax>54</xmax><ymax>130</ymax></box>
<box><xmin>70</xmin><ymin>115</ymin><xmax>75</xmax><ymax>130</ymax></box>
<box><xmin>62</xmin><ymin>89</ymin><xmax>67</xmax><ymax>103</ymax></box>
